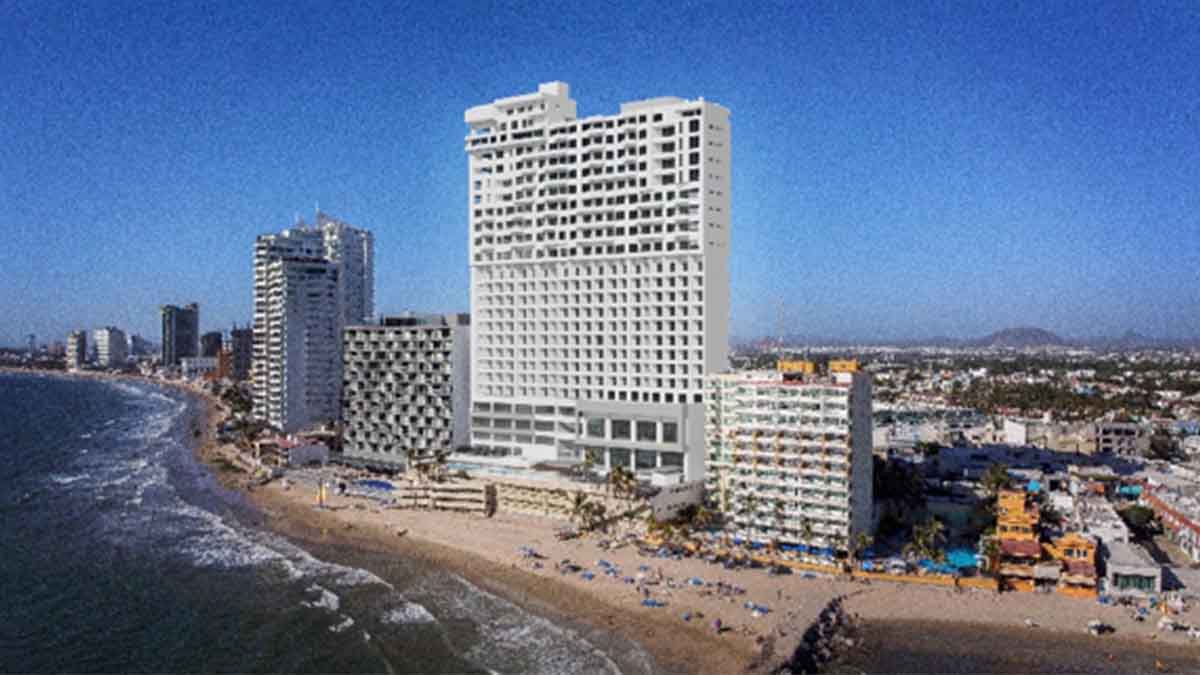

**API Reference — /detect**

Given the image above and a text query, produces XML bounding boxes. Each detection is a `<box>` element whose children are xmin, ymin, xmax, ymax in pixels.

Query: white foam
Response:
<box><xmin>50</xmin><ymin>473</ymin><xmax>89</xmax><ymax>485</ymax></box>
<box><xmin>329</xmin><ymin>616</ymin><xmax>355</xmax><ymax>633</ymax></box>
<box><xmin>437</xmin><ymin>576</ymin><xmax>624</xmax><ymax>675</ymax></box>
<box><xmin>302</xmin><ymin>584</ymin><xmax>341</xmax><ymax>612</ymax></box>
<box><xmin>380</xmin><ymin>603</ymin><xmax>436</xmax><ymax>625</ymax></box>
<box><xmin>80</xmin><ymin>433</ymin><xmax>93</xmax><ymax>439</ymax></box>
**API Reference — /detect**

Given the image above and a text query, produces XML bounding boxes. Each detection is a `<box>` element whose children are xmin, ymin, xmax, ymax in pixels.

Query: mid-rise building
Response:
<box><xmin>342</xmin><ymin>313</ymin><xmax>471</xmax><ymax>469</ymax></box>
<box><xmin>201</xmin><ymin>331</ymin><xmax>223</xmax><ymax>357</ymax></box>
<box><xmin>704</xmin><ymin>361</ymin><xmax>873</xmax><ymax>553</ymax></box>
<box><xmin>66</xmin><ymin>330</ymin><xmax>87</xmax><ymax>371</ymax></box>
<box><xmin>252</xmin><ymin>212</ymin><xmax>372</xmax><ymax>433</ymax></box>
<box><xmin>230</xmin><ymin>325</ymin><xmax>253</xmax><ymax>381</ymax></box>
<box><xmin>464</xmin><ymin>82</ymin><xmax>731</xmax><ymax>481</ymax></box>
<box><xmin>92</xmin><ymin>326</ymin><xmax>128</xmax><ymax>368</ymax></box>
<box><xmin>161</xmin><ymin>303</ymin><xmax>199</xmax><ymax>367</ymax></box>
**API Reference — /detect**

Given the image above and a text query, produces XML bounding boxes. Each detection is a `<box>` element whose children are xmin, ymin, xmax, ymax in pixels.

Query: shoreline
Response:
<box><xmin>12</xmin><ymin>365</ymin><xmax>1200</xmax><ymax>673</ymax></box>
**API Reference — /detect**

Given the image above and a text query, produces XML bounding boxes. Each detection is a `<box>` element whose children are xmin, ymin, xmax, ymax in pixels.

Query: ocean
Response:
<box><xmin>0</xmin><ymin>372</ymin><xmax>646</xmax><ymax>673</ymax></box>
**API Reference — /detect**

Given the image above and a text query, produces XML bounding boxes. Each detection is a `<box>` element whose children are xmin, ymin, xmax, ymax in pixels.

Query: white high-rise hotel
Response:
<box><xmin>464</xmin><ymin>82</ymin><xmax>730</xmax><ymax>481</ymax></box>
<box><xmin>252</xmin><ymin>212</ymin><xmax>374</xmax><ymax>433</ymax></box>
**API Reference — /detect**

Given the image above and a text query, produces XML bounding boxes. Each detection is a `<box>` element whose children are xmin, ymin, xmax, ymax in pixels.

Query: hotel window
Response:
<box><xmin>586</xmin><ymin>417</ymin><xmax>605</xmax><ymax>438</ymax></box>
<box><xmin>611</xmin><ymin>419</ymin><xmax>631</xmax><ymax>440</ymax></box>
<box><xmin>635</xmin><ymin>450</ymin><xmax>657</xmax><ymax>470</ymax></box>
<box><xmin>636</xmin><ymin>421</ymin><xmax>657</xmax><ymax>442</ymax></box>
<box><xmin>662</xmin><ymin>422</ymin><xmax>679</xmax><ymax>443</ymax></box>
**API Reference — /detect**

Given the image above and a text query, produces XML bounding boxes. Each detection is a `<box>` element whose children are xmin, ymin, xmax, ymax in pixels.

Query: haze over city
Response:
<box><xmin>3</xmin><ymin>1</ymin><xmax>1198</xmax><ymax>346</ymax></box>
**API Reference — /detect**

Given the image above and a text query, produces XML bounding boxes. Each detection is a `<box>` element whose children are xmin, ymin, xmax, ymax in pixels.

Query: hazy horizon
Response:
<box><xmin>3</xmin><ymin>2</ymin><xmax>1198</xmax><ymax>347</ymax></box>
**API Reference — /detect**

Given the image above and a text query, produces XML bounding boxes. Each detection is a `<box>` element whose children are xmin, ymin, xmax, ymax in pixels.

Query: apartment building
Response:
<box><xmin>464</xmin><ymin>82</ymin><xmax>731</xmax><ymax>482</ymax></box>
<box><xmin>704</xmin><ymin>361</ymin><xmax>873</xmax><ymax>553</ymax></box>
<box><xmin>252</xmin><ymin>212</ymin><xmax>373</xmax><ymax>433</ymax></box>
<box><xmin>66</xmin><ymin>330</ymin><xmax>87</xmax><ymax>371</ymax></box>
<box><xmin>342</xmin><ymin>314</ymin><xmax>471</xmax><ymax>469</ymax></box>
<box><xmin>92</xmin><ymin>326</ymin><xmax>127</xmax><ymax>368</ymax></box>
<box><xmin>1095</xmin><ymin>421</ymin><xmax>1147</xmax><ymax>456</ymax></box>
<box><xmin>161</xmin><ymin>303</ymin><xmax>199</xmax><ymax>367</ymax></box>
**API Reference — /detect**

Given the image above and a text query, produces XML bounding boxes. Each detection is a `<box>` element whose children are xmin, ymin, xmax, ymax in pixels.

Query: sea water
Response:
<box><xmin>0</xmin><ymin>372</ymin><xmax>641</xmax><ymax>673</ymax></box>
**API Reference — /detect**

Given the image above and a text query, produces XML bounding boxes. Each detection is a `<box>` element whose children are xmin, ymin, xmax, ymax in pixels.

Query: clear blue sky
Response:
<box><xmin>2</xmin><ymin>1</ymin><xmax>1198</xmax><ymax>347</ymax></box>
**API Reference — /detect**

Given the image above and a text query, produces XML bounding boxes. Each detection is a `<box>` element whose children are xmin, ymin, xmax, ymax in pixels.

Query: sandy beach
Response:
<box><xmin>14</xmin><ymin>365</ymin><xmax>1200</xmax><ymax>673</ymax></box>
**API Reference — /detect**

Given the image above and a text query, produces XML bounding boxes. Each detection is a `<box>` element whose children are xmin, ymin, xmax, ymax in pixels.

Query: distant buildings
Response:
<box><xmin>252</xmin><ymin>213</ymin><xmax>373</xmax><ymax>433</ymax></box>
<box><xmin>201</xmin><ymin>331</ymin><xmax>223</xmax><ymax>358</ymax></box>
<box><xmin>704</xmin><ymin>361</ymin><xmax>874</xmax><ymax>553</ymax></box>
<box><xmin>66</xmin><ymin>330</ymin><xmax>87</xmax><ymax>371</ymax></box>
<box><xmin>129</xmin><ymin>334</ymin><xmax>153</xmax><ymax>358</ymax></box>
<box><xmin>464</xmin><ymin>82</ymin><xmax>731</xmax><ymax>474</ymax></box>
<box><xmin>92</xmin><ymin>326</ymin><xmax>127</xmax><ymax>368</ymax></box>
<box><xmin>1096</xmin><ymin>421</ymin><xmax>1147</xmax><ymax>456</ymax></box>
<box><xmin>342</xmin><ymin>313</ymin><xmax>471</xmax><ymax>469</ymax></box>
<box><xmin>161</xmin><ymin>303</ymin><xmax>200</xmax><ymax>367</ymax></box>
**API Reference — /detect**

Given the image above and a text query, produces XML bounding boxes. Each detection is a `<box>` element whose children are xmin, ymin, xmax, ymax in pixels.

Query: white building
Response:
<box><xmin>252</xmin><ymin>213</ymin><xmax>373</xmax><ymax>433</ymax></box>
<box><xmin>180</xmin><ymin>356</ymin><xmax>219</xmax><ymax>380</ymax></box>
<box><xmin>66</xmin><ymin>330</ymin><xmax>87</xmax><ymax>371</ymax></box>
<box><xmin>342</xmin><ymin>314</ymin><xmax>471</xmax><ymax>469</ymax></box>
<box><xmin>704</xmin><ymin>363</ymin><xmax>874</xmax><ymax>553</ymax></box>
<box><xmin>464</xmin><ymin>82</ymin><xmax>731</xmax><ymax>481</ymax></box>
<box><xmin>92</xmin><ymin>326</ymin><xmax>127</xmax><ymax>368</ymax></box>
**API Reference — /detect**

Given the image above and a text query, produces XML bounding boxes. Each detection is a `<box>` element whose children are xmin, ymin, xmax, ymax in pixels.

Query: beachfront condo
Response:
<box><xmin>704</xmin><ymin>361</ymin><xmax>875</xmax><ymax>554</ymax></box>
<box><xmin>342</xmin><ymin>313</ymin><xmax>472</xmax><ymax>470</ymax></box>
<box><xmin>252</xmin><ymin>212</ymin><xmax>374</xmax><ymax>433</ymax></box>
<box><xmin>463</xmin><ymin>82</ymin><xmax>731</xmax><ymax>483</ymax></box>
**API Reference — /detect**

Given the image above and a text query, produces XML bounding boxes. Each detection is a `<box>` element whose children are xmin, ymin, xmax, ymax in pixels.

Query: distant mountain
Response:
<box><xmin>973</xmin><ymin>326</ymin><xmax>1066</xmax><ymax>349</ymax></box>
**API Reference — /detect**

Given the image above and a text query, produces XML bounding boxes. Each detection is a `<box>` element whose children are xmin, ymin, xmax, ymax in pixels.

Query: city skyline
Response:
<box><xmin>4</xmin><ymin>2</ymin><xmax>1199</xmax><ymax>346</ymax></box>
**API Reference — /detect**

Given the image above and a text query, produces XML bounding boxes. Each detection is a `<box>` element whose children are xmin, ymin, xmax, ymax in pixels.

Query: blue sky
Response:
<box><xmin>2</xmin><ymin>1</ymin><xmax>1198</xmax><ymax>346</ymax></box>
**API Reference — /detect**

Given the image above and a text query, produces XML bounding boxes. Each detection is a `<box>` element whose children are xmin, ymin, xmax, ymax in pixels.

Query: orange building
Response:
<box><xmin>992</xmin><ymin>488</ymin><xmax>1097</xmax><ymax>596</ymax></box>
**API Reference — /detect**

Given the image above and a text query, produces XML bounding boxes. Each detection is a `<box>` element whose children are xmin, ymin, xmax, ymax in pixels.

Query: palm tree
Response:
<box><xmin>850</xmin><ymin>532</ymin><xmax>874</xmax><ymax>570</ymax></box>
<box><xmin>982</xmin><ymin>463</ymin><xmax>1011</xmax><ymax>499</ymax></box>
<box><xmin>570</xmin><ymin>491</ymin><xmax>590</xmax><ymax>529</ymax></box>
<box><xmin>800</xmin><ymin>516</ymin><xmax>816</xmax><ymax>548</ymax></box>
<box><xmin>980</xmin><ymin>537</ymin><xmax>1001</xmax><ymax>574</ymax></box>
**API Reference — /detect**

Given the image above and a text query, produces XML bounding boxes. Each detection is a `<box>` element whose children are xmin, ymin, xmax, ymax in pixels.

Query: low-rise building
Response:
<box><xmin>180</xmin><ymin>356</ymin><xmax>219</xmax><ymax>380</ymax></box>
<box><xmin>341</xmin><ymin>313</ymin><xmax>470</xmax><ymax>471</ymax></box>
<box><xmin>704</xmin><ymin>361</ymin><xmax>873</xmax><ymax>554</ymax></box>
<box><xmin>1103</xmin><ymin>540</ymin><xmax>1163</xmax><ymax>597</ymax></box>
<box><xmin>1096</xmin><ymin>421</ymin><xmax>1148</xmax><ymax>457</ymax></box>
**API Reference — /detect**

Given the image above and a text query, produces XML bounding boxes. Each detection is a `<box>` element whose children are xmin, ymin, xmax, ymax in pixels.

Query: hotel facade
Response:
<box><xmin>252</xmin><ymin>212</ymin><xmax>373</xmax><ymax>433</ymax></box>
<box><xmin>704</xmin><ymin>362</ymin><xmax>874</xmax><ymax>553</ymax></box>
<box><xmin>463</xmin><ymin>82</ymin><xmax>731</xmax><ymax>482</ymax></box>
<box><xmin>342</xmin><ymin>313</ymin><xmax>471</xmax><ymax>470</ymax></box>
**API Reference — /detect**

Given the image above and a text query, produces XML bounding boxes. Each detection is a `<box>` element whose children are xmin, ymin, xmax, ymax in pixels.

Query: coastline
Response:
<box><xmin>12</xmin><ymin>365</ymin><xmax>1200</xmax><ymax>673</ymax></box>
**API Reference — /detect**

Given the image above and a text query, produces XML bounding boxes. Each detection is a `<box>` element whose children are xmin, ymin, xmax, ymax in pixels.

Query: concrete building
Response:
<box><xmin>92</xmin><ymin>326</ymin><xmax>127</xmax><ymax>368</ymax></box>
<box><xmin>704</xmin><ymin>361</ymin><xmax>874</xmax><ymax>553</ymax></box>
<box><xmin>66</xmin><ymin>330</ymin><xmax>87</xmax><ymax>371</ymax></box>
<box><xmin>1096</xmin><ymin>422</ymin><xmax>1148</xmax><ymax>457</ymax></box>
<box><xmin>342</xmin><ymin>313</ymin><xmax>471</xmax><ymax>470</ymax></box>
<box><xmin>230</xmin><ymin>325</ymin><xmax>253</xmax><ymax>381</ymax></box>
<box><xmin>201</xmin><ymin>331</ymin><xmax>223</xmax><ymax>357</ymax></box>
<box><xmin>161</xmin><ymin>303</ymin><xmax>199</xmax><ymax>367</ymax></box>
<box><xmin>252</xmin><ymin>211</ymin><xmax>372</xmax><ymax>433</ymax></box>
<box><xmin>464</xmin><ymin>82</ymin><xmax>731</xmax><ymax>476</ymax></box>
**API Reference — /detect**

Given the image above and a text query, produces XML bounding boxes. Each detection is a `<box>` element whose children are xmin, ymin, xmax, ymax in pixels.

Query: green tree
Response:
<box><xmin>982</xmin><ymin>463</ymin><xmax>1011</xmax><ymax>499</ymax></box>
